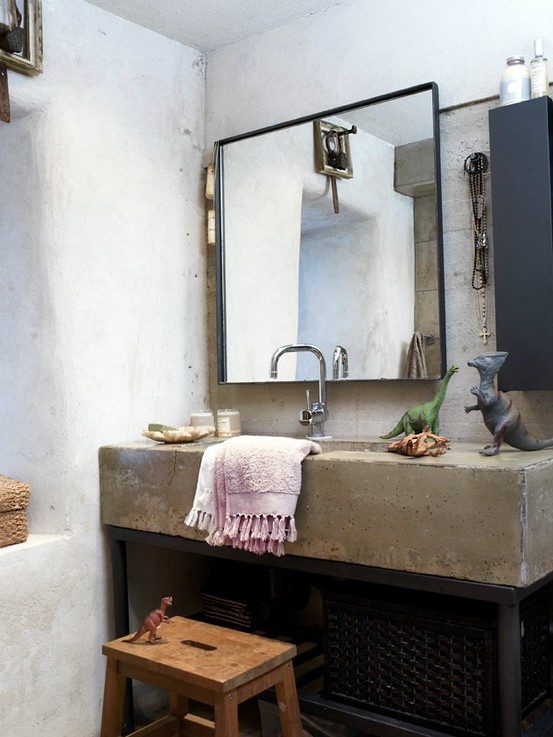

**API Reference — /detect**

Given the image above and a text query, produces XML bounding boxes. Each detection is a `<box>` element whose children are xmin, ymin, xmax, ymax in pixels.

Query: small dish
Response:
<box><xmin>142</xmin><ymin>425</ymin><xmax>215</xmax><ymax>444</ymax></box>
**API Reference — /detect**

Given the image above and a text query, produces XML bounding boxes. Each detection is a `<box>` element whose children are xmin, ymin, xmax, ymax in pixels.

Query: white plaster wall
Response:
<box><xmin>0</xmin><ymin>1</ymin><xmax>205</xmax><ymax>735</ymax></box>
<box><xmin>205</xmin><ymin>0</ymin><xmax>553</xmax><ymax>138</ymax></box>
<box><xmin>299</xmin><ymin>215</ymin><xmax>414</xmax><ymax>381</ymax></box>
<box><xmin>207</xmin><ymin>0</ymin><xmax>553</xmax><ymax>443</ymax></box>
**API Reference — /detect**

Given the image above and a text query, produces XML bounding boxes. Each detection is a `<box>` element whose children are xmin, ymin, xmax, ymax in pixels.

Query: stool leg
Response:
<box><xmin>169</xmin><ymin>692</ymin><xmax>190</xmax><ymax>736</ymax></box>
<box><xmin>100</xmin><ymin>658</ymin><xmax>126</xmax><ymax>737</ymax></box>
<box><xmin>214</xmin><ymin>692</ymin><xmax>239</xmax><ymax>737</ymax></box>
<box><xmin>275</xmin><ymin>662</ymin><xmax>303</xmax><ymax>737</ymax></box>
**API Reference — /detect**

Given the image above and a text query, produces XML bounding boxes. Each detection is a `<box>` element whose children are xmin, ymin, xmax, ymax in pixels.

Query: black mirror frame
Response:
<box><xmin>214</xmin><ymin>81</ymin><xmax>446</xmax><ymax>384</ymax></box>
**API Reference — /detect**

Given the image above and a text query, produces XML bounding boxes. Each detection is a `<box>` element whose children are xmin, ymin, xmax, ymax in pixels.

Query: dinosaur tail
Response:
<box><xmin>515</xmin><ymin>435</ymin><xmax>553</xmax><ymax>451</ymax></box>
<box><xmin>380</xmin><ymin>419</ymin><xmax>404</xmax><ymax>440</ymax></box>
<box><xmin>123</xmin><ymin>631</ymin><xmax>141</xmax><ymax>643</ymax></box>
<box><xmin>538</xmin><ymin>437</ymin><xmax>553</xmax><ymax>449</ymax></box>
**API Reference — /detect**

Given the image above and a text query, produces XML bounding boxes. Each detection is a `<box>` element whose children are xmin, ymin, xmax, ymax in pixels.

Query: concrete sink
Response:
<box><xmin>100</xmin><ymin>440</ymin><xmax>553</xmax><ymax>588</ymax></box>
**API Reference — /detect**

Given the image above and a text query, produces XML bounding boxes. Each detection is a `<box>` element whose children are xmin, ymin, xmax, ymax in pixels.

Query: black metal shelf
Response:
<box><xmin>106</xmin><ymin>525</ymin><xmax>553</xmax><ymax>737</ymax></box>
<box><xmin>489</xmin><ymin>96</ymin><xmax>553</xmax><ymax>391</ymax></box>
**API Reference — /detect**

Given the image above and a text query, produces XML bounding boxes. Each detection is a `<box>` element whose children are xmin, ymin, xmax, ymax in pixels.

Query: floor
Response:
<box><xmin>133</xmin><ymin>685</ymin><xmax>360</xmax><ymax>736</ymax></box>
<box><xmin>132</xmin><ymin>687</ymin><xmax>553</xmax><ymax>737</ymax></box>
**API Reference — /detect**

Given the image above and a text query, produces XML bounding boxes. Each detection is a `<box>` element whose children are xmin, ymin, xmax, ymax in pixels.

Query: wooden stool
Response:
<box><xmin>100</xmin><ymin>616</ymin><xmax>303</xmax><ymax>737</ymax></box>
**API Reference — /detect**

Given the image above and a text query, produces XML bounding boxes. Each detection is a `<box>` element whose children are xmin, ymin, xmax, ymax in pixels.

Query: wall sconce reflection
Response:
<box><xmin>314</xmin><ymin>119</ymin><xmax>357</xmax><ymax>213</ymax></box>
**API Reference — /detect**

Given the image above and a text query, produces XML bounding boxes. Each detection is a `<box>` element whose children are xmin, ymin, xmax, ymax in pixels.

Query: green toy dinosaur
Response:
<box><xmin>380</xmin><ymin>365</ymin><xmax>459</xmax><ymax>439</ymax></box>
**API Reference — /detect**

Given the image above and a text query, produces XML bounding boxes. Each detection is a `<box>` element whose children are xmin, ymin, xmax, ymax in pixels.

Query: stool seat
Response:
<box><xmin>100</xmin><ymin>616</ymin><xmax>303</xmax><ymax>737</ymax></box>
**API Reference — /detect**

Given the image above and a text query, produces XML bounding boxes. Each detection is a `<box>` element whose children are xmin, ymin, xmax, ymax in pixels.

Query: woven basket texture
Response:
<box><xmin>0</xmin><ymin>509</ymin><xmax>28</xmax><ymax>547</ymax></box>
<box><xmin>0</xmin><ymin>476</ymin><xmax>30</xmax><ymax>547</ymax></box>
<box><xmin>0</xmin><ymin>474</ymin><xmax>30</xmax><ymax>512</ymax></box>
<box><xmin>323</xmin><ymin>586</ymin><xmax>551</xmax><ymax>737</ymax></box>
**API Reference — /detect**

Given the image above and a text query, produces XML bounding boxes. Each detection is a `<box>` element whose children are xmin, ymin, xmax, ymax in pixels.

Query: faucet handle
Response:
<box><xmin>299</xmin><ymin>388</ymin><xmax>326</xmax><ymax>427</ymax></box>
<box><xmin>299</xmin><ymin>389</ymin><xmax>312</xmax><ymax>426</ymax></box>
<box><xmin>298</xmin><ymin>409</ymin><xmax>312</xmax><ymax>426</ymax></box>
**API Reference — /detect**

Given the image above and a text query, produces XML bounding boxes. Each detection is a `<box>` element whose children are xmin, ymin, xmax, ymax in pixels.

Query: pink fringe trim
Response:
<box><xmin>206</xmin><ymin>514</ymin><xmax>296</xmax><ymax>557</ymax></box>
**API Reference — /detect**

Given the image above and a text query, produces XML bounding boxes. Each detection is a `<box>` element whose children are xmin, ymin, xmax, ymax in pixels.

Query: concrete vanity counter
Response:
<box><xmin>99</xmin><ymin>440</ymin><xmax>553</xmax><ymax>588</ymax></box>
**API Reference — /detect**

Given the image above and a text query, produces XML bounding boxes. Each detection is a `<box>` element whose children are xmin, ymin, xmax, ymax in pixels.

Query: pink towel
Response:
<box><xmin>205</xmin><ymin>435</ymin><xmax>321</xmax><ymax>556</ymax></box>
<box><xmin>183</xmin><ymin>443</ymin><xmax>219</xmax><ymax>531</ymax></box>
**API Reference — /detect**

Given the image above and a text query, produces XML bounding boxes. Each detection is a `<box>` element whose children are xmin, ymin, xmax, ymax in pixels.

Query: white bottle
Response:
<box><xmin>531</xmin><ymin>38</ymin><xmax>550</xmax><ymax>98</ymax></box>
<box><xmin>500</xmin><ymin>55</ymin><xmax>531</xmax><ymax>106</ymax></box>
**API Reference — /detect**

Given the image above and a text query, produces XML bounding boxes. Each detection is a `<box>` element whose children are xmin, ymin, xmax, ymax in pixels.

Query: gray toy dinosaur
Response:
<box><xmin>380</xmin><ymin>364</ymin><xmax>459</xmax><ymax>439</ymax></box>
<box><xmin>465</xmin><ymin>352</ymin><xmax>553</xmax><ymax>456</ymax></box>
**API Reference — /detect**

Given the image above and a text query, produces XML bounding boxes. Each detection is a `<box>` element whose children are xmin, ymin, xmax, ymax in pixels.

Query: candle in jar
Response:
<box><xmin>190</xmin><ymin>410</ymin><xmax>215</xmax><ymax>427</ymax></box>
<box><xmin>216</xmin><ymin>409</ymin><xmax>241</xmax><ymax>437</ymax></box>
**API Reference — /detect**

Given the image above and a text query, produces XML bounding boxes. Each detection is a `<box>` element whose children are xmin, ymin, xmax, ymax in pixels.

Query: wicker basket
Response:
<box><xmin>0</xmin><ymin>475</ymin><xmax>30</xmax><ymax>548</ymax></box>
<box><xmin>323</xmin><ymin>584</ymin><xmax>551</xmax><ymax>737</ymax></box>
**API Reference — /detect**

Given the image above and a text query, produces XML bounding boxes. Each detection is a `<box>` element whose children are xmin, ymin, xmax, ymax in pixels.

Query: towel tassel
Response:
<box><xmin>184</xmin><ymin>509</ymin><xmax>198</xmax><ymax>527</ymax></box>
<box><xmin>240</xmin><ymin>515</ymin><xmax>253</xmax><ymax>542</ymax></box>
<box><xmin>206</xmin><ymin>528</ymin><xmax>226</xmax><ymax>547</ymax></box>
<box><xmin>198</xmin><ymin>510</ymin><xmax>212</xmax><ymax>531</ymax></box>
<box><xmin>269</xmin><ymin>515</ymin><xmax>281</xmax><ymax>540</ymax></box>
<box><xmin>251</xmin><ymin>515</ymin><xmax>263</xmax><ymax>539</ymax></box>
<box><xmin>225</xmin><ymin>514</ymin><xmax>241</xmax><ymax>538</ymax></box>
<box><xmin>287</xmin><ymin>516</ymin><xmax>297</xmax><ymax>542</ymax></box>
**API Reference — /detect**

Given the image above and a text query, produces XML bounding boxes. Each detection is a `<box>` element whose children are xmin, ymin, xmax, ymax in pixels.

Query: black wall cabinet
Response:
<box><xmin>489</xmin><ymin>96</ymin><xmax>553</xmax><ymax>390</ymax></box>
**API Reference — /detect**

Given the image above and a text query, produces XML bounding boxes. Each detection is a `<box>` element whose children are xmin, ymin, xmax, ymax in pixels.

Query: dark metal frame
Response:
<box><xmin>106</xmin><ymin>525</ymin><xmax>553</xmax><ymax>737</ymax></box>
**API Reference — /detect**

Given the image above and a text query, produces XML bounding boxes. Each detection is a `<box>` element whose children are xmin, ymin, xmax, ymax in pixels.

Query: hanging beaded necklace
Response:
<box><xmin>464</xmin><ymin>152</ymin><xmax>490</xmax><ymax>344</ymax></box>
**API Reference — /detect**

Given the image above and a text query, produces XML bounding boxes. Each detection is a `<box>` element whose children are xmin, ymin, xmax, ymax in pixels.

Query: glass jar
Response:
<box><xmin>190</xmin><ymin>410</ymin><xmax>215</xmax><ymax>427</ymax></box>
<box><xmin>216</xmin><ymin>409</ymin><xmax>241</xmax><ymax>437</ymax></box>
<box><xmin>500</xmin><ymin>55</ymin><xmax>531</xmax><ymax>106</ymax></box>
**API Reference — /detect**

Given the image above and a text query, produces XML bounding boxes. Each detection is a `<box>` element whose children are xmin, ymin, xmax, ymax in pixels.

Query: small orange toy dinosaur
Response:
<box><xmin>387</xmin><ymin>428</ymin><xmax>449</xmax><ymax>457</ymax></box>
<box><xmin>123</xmin><ymin>596</ymin><xmax>173</xmax><ymax>644</ymax></box>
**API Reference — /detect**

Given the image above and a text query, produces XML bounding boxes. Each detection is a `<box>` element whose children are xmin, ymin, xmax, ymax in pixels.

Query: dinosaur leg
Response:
<box><xmin>148</xmin><ymin>628</ymin><xmax>160</xmax><ymax>643</ymax></box>
<box><xmin>481</xmin><ymin>425</ymin><xmax>507</xmax><ymax>456</ymax></box>
<box><xmin>403</xmin><ymin>417</ymin><xmax>416</xmax><ymax>435</ymax></box>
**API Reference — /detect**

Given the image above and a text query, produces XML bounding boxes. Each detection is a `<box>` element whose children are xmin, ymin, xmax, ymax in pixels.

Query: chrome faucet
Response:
<box><xmin>270</xmin><ymin>343</ymin><xmax>331</xmax><ymax>439</ymax></box>
<box><xmin>332</xmin><ymin>345</ymin><xmax>349</xmax><ymax>380</ymax></box>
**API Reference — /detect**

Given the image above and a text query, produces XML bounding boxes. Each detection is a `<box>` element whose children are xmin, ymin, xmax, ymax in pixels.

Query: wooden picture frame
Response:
<box><xmin>313</xmin><ymin>119</ymin><xmax>354</xmax><ymax>180</ymax></box>
<box><xmin>0</xmin><ymin>0</ymin><xmax>42</xmax><ymax>76</ymax></box>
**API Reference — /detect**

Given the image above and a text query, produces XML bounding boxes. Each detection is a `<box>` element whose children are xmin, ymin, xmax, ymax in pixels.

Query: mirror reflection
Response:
<box><xmin>216</xmin><ymin>82</ymin><xmax>445</xmax><ymax>383</ymax></box>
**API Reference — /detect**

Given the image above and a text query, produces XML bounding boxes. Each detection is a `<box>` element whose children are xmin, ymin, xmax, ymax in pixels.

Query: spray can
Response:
<box><xmin>531</xmin><ymin>38</ymin><xmax>550</xmax><ymax>98</ymax></box>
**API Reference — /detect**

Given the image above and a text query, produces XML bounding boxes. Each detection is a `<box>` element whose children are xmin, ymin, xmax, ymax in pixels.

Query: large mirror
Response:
<box><xmin>215</xmin><ymin>82</ymin><xmax>445</xmax><ymax>383</ymax></box>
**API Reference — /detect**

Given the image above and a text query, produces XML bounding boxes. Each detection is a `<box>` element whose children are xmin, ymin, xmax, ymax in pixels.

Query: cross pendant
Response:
<box><xmin>479</xmin><ymin>326</ymin><xmax>491</xmax><ymax>344</ymax></box>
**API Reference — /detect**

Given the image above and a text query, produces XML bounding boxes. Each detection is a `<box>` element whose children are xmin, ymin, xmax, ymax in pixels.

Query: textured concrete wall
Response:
<box><xmin>0</xmin><ymin>2</ymin><xmax>205</xmax><ymax>735</ymax></box>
